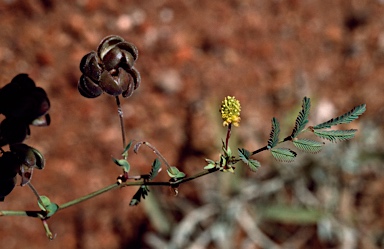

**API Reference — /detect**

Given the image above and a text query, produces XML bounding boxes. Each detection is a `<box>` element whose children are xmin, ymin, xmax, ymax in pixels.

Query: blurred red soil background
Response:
<box><xmin>0</xmin><ymin>0</ymin><xmax>384</xmax><ymax>248</ymax></box>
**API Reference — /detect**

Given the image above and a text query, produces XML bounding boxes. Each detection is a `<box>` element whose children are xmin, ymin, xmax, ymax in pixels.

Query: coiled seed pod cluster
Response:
<box><xmin>0</xmin><ymin>74</ymin><xmax>49</xmax><ymax>201</ymax></box>
<box><xmin>78</xmin><ymin>35</ymin><xmax>141</xmax><ymax>98</ymax></box>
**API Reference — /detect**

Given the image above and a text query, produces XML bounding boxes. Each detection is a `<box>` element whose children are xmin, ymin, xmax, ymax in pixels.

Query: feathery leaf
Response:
<box><xmin>270</xmin><ymin>148</ymin><xmax>297</xmax><ymax>162</ymax></box>
<box><xmin>149</xmin><ymin>158</ymin><xmax>161</xmax><ymax>180</ymax></box>
<box><xmin>267</xmin><ymin>117</ymin><xmax>280</xmax><ymax>149</ymax></box>
<box><xmin>313</xmin><ymin>129</ymin><xmax>357</xmax><ymax>143</ymax></box>
<box><xmin>292</xmin><ymin>139</ymin><xmax>323</xmax><ymax>153</ymax></box>
<box><xmin>290</xmin><ymin>97</ymin><xmax>311</xmax><ymax>139</ymax></box>
<box><xmin>130</xmin><ymin>185</ymin><xmax>149</xmax><ymax>206</ymax></box>
<box><xmin>313</xmin><ymin>104</ymin><xmax>366</xmax><ymax>129</ymax></box>
<box><xmin>238</xmin><ymin>148</ymin><xmax>261</xmax><ymax>172</ymax></box>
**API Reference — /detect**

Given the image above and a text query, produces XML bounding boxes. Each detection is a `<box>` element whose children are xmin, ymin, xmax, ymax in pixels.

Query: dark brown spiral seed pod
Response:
<box><xmin>78</xmin><ymin>35</ymin><xmax>140</xmax><ymax>98</ymax></box>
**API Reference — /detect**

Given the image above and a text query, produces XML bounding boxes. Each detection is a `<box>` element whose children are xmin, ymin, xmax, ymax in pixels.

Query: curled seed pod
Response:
<box><xmin>115</xmin><ymin>41</ymin><xmax>138</xmax><ymax>62</ymax></box>
<box><xmin>130</xmin><ymin>67</ymin><xmax>141</xmax><ymax>90</ymax></box>
<box><xmin>78</xmin><ymin>75</ymin><xmax>103</xmax><ymax>98</ymax></box>
<box><xmin>10</xmin><ymin>143</ymin><xmax>36</xmax><ymax>167</ymax></box>
<box><xmin>0</xmin><ymin>118</ymin><xmax>30</xmax><ymax>146</ymax></box>
<box><xmin>0</xmin><ymin>152</ymin><xmax>20</xmax><ymax>179</ymax></box>
<box><xmin>102</xmin><ymin>46</ymin><xmax>135</xmax><ymax>71</ymax></box>
<box><xmin>121</xmin><ymin>70</ymin><xmax>135</xmax><ymax>98</ymax></box>
<box><xmin>0</xmin><ymin>176</ymin><xmax>17</xmax><ymax>201</ymax></box>
<box><xmin>99</xmin><ymin>70</ymin><xmax>127</xmax><ymax>96</ymax></box>
<box><xmin>0</xmin><ymin>74</ymin><xmax>50</xmax><ymax>123</ymax></box>
<box><xmin>97</xmin><ymin>35</ymin><xmax>125</xmax><ymax>61</ymax></box>
<box><xmin>80</xmin><ymin>52</ymin><xmax>103</xmax><ymax>82</ymax></box>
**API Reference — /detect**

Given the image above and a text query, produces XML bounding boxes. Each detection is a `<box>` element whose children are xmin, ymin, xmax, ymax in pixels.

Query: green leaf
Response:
<box><xmin>204</xmin><ymin>164</ymin><xmax>216</xmax><ymax>170</ymax></box>
<box><xmin>238</xmin><ymin>148</ymin><xmax>261</xmax><ymax>172</ymax></box>
<box><xmin>37</xmin><ymin>196</ymin><xmax>58</xmax><ymax>217</ymax></box>
<box><xmin>313</xmin><ymin>104</ymin><xmax>366</xmax><ymax>129</ymax></box>
<box><xmin>267</xmin><ymin>117</ymin><xmax>280</xmax><ymax>149</ymax></box>
<box><xmin>167</xmin><ymin>166</ymin><xmax>186</xmax><ymax>179</ymax></box>
<box><xmin>270</xmin><ymin>148</ymin><xmax>297</xmax><ymax>162</ymax></box>
<box><xmin>112</xmin><ymin>158</ymin><xmax>131</xmax><ymax>173</ymax></box>
<box><xmin>313</xmin><ymin>129</ymin><xmax>357</xmax><ymax>143</ymax></box>
<box><xmin>130</xmin><ymin>185</ymin><xmax>149</xmax><ymax>206</ymax></box>
<box><xmin>149</xmin><ymin>158</ymin><xmax>161</xmax><ymax>180</ymax></box>
<box><xmin>290</xmin><ymin>97</ymin><xmax>311</xmax><ymax>139</ymax></box>
<box><xmin>292</xmin><ymin>139</ymin><xmax>323</xmax><ymax>153</ymax></box>
<box><xmin>122</xmin><ymin>140</ymin><xmax>133</xmax><ymax>158</ymax></box>
<box><xmin>221</xmin><ymin>140</ymin><xmax>232</xmax><ymax>158</ymax></box>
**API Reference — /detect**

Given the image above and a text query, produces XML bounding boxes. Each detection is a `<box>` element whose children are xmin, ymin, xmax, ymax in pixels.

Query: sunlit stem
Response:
<box><xmin>58</xmin><ymin>183</ymin><xmax>120</xmax><ymax>210</ymax></box>
<box><xmin>41</xmin><ymin>219</ymin><xmax>56</xmax><ymax>240</ymax></box>
<box><xmin>225</xmin><ymin>123</ymin><xmax>232</xmax><ymax>150</ymax></box>
<box><xmin>115</xmin><ymin>96</ymin><xmax>126</xmax><ymax>149</ymax></box>
<box><xmin>138</xmin><ymin>141</ymin><xmax>172</xmax><ymax>170</ymax></box>
<box><xmin>27</xmin><ymin>182</ymin><xmax>46</xmax><ymax>212</ymax></box>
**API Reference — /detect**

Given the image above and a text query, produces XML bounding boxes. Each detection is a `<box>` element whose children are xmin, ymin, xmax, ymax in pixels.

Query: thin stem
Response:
<box><xmin>225</xmin><ymin>124</ymin><xmax>232</xmax><ymax>150</ymax></box>
<box><xmin>1</xmin><ymin>168</ymin><xmax>220</xmax><ymax>218</ymax></box>
<box><xmin>58</xmin><ymin>183</ymin><xmax>120</xmax><ymax>210</ymax></box>
<box><xmin>136</xmin><ymin>141</ymin><xmax>172</xmax><ymax>170</ymax></box>
<box><xmin>115</xmin><ymin>96</ymin><xmax>126</xmax><ymax>149</ymax></box>
<box><xmin>27</xmin><ymin>182</ymin><xmax>46</xmax><ymax>211</ymax></box>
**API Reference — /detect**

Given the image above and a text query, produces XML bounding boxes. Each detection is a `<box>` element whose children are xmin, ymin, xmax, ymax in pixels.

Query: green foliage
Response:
<box><xmin>267</xmin><ymin>117</ymin><xmax>280</xmax><ymax>149</ymax></box>
<box><xmin>290</xmin><ymin>97</ymin><xmax>311</xmax><ymax>139</ymax></box>
<box><xmin>313</xmin><ymin>104</ymin><xmax>366</xmax><ymax>130</ymax></box>
<box><xmin>37</xmin><ymin>196</ymin><xmax>58</xmax><ymax>218</ymax></box>
<box><xmin>313</xmin><ymin>129</ymin><xmax>357</xmax><ymax>143</ymax></box>
<box><xmin>130</xmin><ymin>185</ymin><xmax>150</xmax><ymax>206</ymax></box>
<box><xmin>149</xmin><ymin>158</ymin><xmax>161</xmax><ymax>180</ymax></box>
<box><xmin>292</xmin><ymin>139</ymin><xmax>323</xmax><ymax>153</ymax></box>
<box><xmin>112</xmin><ymin>158</ymin><xmax>130</xmax><ymax>173</ymax></box>
<box><xmin>238</xmin><ymin>148</ymin><xmax>261</xmax><ymax>171</ymax></box>
<box><xmin>167</xmin><ymin>166</ymin><xmax>186</xmax><ymax>179</ymax></box>
<box><xmin>122</xmin><ymin>140</ymin><xmax>132</xmax><ymax>158</ymax></box>
<box><xmin>270</xmin><ymin>148</ymin><xmax>297</xmax><ymax>162</ymax></box>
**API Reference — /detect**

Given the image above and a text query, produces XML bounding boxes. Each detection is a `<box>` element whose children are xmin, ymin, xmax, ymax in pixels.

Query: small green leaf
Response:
<box><xmin>238</xmin><ymin>148</ymin><xmax>261</xmax><ymax>172</ymax></box>
<box><xmin>204</xmin><ymin>163</ymin><xmax>216</xmax><ymax>170</ymax></box>
<box><xmin>238</xmin><ymin>148</ymin><xmax>250</xmax><ymax>161</ymax></box>
<box><xmin>290</xmin><ymin>97</ymin><xmax>311</xmax><ymax>139</ymax></box>
<box><xmin>112</xmin><ymin>158</ymin><xmax>131</xmax><ymax>173</ymax></box>
<box><xmin>122</xmin><ymin>140</ymin><xmax>133</xmax><ymax>158</ymax></box>
<box><xmin>149</xmin><ymin>158</ymin><xmax>161</xmax><ymax>180</ymax></box>
<box><xmin>167</xmin><ymin>166</ymin><xmax>185</xmax><ymax>179</ymax></box>
<box><xmin>313</xmin><ymin>104</ymin><xmax>366</xmax><ymax>130</ymax></box>
<box><xmin>293</xmin><ymin>139</ymin><xmax>323</xmax><ymax>153</ymax></box>
<box><xmin>270</xmin><ymin>148</ymin><xmax>297</xmax><ymax>162</ymax></box>
<box><xmin>130</xmin><ymin>185</ymin><xmax>149</xmax><ymax>206</ymax></box>
<box><xmin>267</xmin><ymin>118</ymin><xmax>280</xmax><ymax>149</ymax></box>
<box><xmin>38</xmin><ymin>196</ymin><xmax>58</xmax><ymax>217</ymax></box>
<box><xmin>313</xmin><ymin>129</ymin><xmax>357</xmax><ymax>143</ymax></box>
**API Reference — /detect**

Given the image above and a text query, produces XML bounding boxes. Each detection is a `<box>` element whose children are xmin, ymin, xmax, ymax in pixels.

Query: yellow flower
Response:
<box><xmin>220</xmin><ymin>96</ymin><xmax>241</xmax><ymax>127</ymax></box>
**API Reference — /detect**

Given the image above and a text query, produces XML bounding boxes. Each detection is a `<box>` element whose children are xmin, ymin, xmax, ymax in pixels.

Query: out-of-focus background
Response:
<box><xmin>0</xmin><ymin>0</ymin><xmax>383</xmax><ymax>248</ymax></box>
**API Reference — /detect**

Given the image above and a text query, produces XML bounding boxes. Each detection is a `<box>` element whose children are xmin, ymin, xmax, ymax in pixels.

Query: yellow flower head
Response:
<box><xmin>220</xmin><ymin>96</ymin><xmax>241</xmax><ymax>127</ymax></box>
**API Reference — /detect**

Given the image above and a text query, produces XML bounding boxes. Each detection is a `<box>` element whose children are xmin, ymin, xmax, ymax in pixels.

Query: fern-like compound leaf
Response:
<box><xmin>270</xmin><ymin>148</ymin><xmax>297</xmax><ymax>162</ymax></box>
<box><xmin>267</xmin><ymin>117</ymin><xmax>280</xmax><ymax>149</ymax></box>
<box><xmin>290</xmin><ymin>97</ymin><xmax>311</xmax><ymax>139</ymax></box>
<box><xmin>149</xmin><ymin>158</ymin><xmax>161</xmax><ymax>180</ymax></box>
<box><xmin>313</xmin><ymin>104</ymin><xmax>366</xmax><ymax>130</ymax></box>
<box><xmin>292</xmin><ymin>139</ymin><xmax>323</xmax><ymax>153</ymax></box>
<box><xmin>238</xmin><ymin>148</ymin><xmax>261</xmax><ymax>172</ymax></box>
<box><xmin>130</xmin><ymin>185</ymin><xmax>149</xmax><ymax>206</ymax></box>
<box><xmin>313</xmin><ymin>129</ymin><xmax>357</xmax><ymax>143</ymax></box>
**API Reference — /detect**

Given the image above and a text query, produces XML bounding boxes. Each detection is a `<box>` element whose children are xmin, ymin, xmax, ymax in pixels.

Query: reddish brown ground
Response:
<box><xmin>0</xmin><ymin>1</ymin><xmax>383</xmax><ymax>248</ymax></box>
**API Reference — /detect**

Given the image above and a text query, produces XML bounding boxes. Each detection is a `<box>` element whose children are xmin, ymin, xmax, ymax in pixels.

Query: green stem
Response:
<box><xmin>1</xmin><ymin>168</ymin><xmax>220</xmax><ymax>218</ymax></box>
<box><xmin>27</xmin><ymin>182</ymin><xmax>46</xmax><ymax>211</ymax></box>
<box><xmin>58</xmin><ymin>183</ymin><xmax>120</xmax><ymax>210</ymax></box>
<box><xmin>115</xmin><ymin>96</ymin><xmax>126</xmax><ymax>149</ymax></box>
